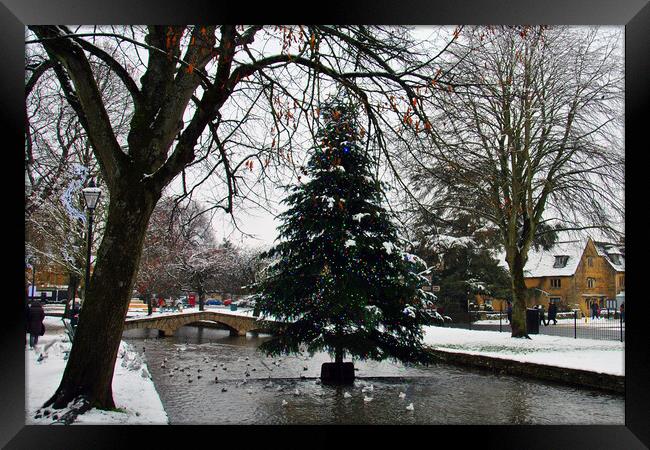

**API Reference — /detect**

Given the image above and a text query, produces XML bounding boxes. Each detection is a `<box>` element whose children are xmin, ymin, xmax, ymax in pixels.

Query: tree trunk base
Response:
<box><xmin>510</xmin><ymin>333</ymin><xmax>532</xmax><ymax>339</ymax></box>
<box><xmin>320</xmin><ymin>362</ymin><xmax>355</xmax><ymax>384</ymax></box>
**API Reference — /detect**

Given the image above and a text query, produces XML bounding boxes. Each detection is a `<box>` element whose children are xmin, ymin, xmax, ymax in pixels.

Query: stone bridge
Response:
<box><xmin>123</xmin><ymin>310</ymin><xmax>275</xmax><ymax>337</ymax></box>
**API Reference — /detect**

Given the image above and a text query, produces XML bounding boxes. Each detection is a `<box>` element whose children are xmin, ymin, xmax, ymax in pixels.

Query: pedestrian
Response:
<box><xmin>538</xmin><ymin>304</ymin><xmax>548</xmax><ymax>326</ymax></box>
<box><xmin>548</xmin><ymin>302</ymin><xmax>558</xmax><ymax>325</ymax></box>
<box><xmin>620</xmin><ymin>302</ymin><xmax>625</xmax><ymax>323</ymax></box>
<box><xmin>591</xmin><ymin>301</ymin><xmax>599</xmax><ymax>320</ymax></box>
<box><xmin>70</xmin><ymin>301</ymin><xmax>81</xmax><ymax>328</ymax></box>
<box><xmin>506</xmin><ymin>300</ymin><xmax>512</xmax><ymax>324</ymax></box>
<box><xmin>26</xmin><ymin>300</ymin><xmax>45</xmax><ymax>348</ymax></box>
<box><xmin>174</xmin><ymin>297</ymin><xmax>183</xmax><ymax>312</ymax></box>
<box><xmin>158</xmin><ymin>296</ymin><xmax>165</xmax><ymax>313</ymax></box>
<box><xmin>25</xmin><ymin>301</ymin><xmax>30</xmax><ymax>346</ymax></box>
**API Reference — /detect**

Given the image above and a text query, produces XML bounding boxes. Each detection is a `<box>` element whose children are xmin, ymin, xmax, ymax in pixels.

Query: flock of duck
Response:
<box><xmin>146</xmin><ymin>342</ymin><xmax>416</xmax><ymax>412</ymax></box>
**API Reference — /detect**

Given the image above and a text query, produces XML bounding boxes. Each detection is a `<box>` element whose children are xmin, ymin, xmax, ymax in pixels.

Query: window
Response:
<box><xmin>553</xmin><ymin>255</ymin><xmax>569</xmax><ymax>268</ymax></box>
<box><xmin>550</xmin><ymin>297</ymin><xmax>561</xmax><ymax>304</ymax></box>
<box><xmin>587</xmin><ymin>278</ymin><xmax>595</xmax><ymax>288</ymax></box>
<box><xmin>587</xmin><ymin>257</ymin><xmax>594</xmax><ymax>267</ymax></box>
<box><xmin>550</xmin><ymin>278</ymin><xmax>561</xmax><ymax>288</ymax></box>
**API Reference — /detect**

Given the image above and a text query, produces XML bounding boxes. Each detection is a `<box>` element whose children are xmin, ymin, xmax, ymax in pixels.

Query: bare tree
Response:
<box><xmin>405</xmin><ymin>26</ymin><xmax>624</xmax><ymax>338</ymax></box>
<box><xmin>25</xmin><ymin>49</ymin><xmax>120</xmax><ymax>310</ymax></box>
<box><xmin>25</xmin><ymin>25</ymin><xmax>455</xmax><ymax>416</ymax></box>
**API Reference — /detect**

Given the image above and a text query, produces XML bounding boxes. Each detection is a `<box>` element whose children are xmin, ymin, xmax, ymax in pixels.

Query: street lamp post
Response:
<box><xmin>81</xmin><ymin>179</ymin><xmax>102</xmax><ymax>321</ymax></box>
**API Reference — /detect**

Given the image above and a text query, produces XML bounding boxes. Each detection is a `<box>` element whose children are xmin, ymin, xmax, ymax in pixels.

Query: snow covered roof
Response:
<box><xmin>593</xmin><ymin>241</ymin><xmax>625</xmax><ymax>272</ymax></box>
<box><xmin>521</xmin><ymin>241</ymin><xmax>585</xmax><ymax>278</ymax></box>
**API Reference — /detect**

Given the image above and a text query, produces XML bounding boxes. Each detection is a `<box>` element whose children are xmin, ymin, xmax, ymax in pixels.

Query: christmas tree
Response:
<box><xmin>255</xmin><ymin>96</ymin><xmax>435</xmax><ymax>377</ymax></box>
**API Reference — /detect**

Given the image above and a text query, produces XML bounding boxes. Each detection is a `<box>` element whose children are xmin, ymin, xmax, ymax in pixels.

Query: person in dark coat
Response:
<box><xmin>548</xmin><ymin>302</ymin><xmax>558</xmax><ymax>325</ymax></box>
<box><xmin>26</xmin><ymin>300</ymin><xmax>45</xmax><ymax>348</ymax></box>
<box><xmin>591</xmin><ymin>301</ymin><xmax>599</xmax><ymax>320</ymax></box>
<box><xmin>70</xmin><ymin>302</ymin><xmax>81</xmax><ymax>328</ymax></box>
<box><xmin>25</xmin><ymin>302</ymin><xmax>30</xmax><ymax>346</ymax></box>
<box><xmin>506</xmin><ymin>301</ymin><xmax>513</xmax><ymax>324</ymax></box>
<box><xmin>620</xmin><ymin>302</ymin><xmax>625</xmax><ymax>323</ymax></box>
<box><xmin>536</xmin><ymin>304</ymin><xmax>548</xmax><ymax>326</ymax></box>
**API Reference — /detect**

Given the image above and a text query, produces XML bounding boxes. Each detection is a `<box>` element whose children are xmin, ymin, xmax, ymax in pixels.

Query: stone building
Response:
<box><xmin>520</xmin><ymin>237</ymin><xmax>625</xmax><ymax>317</ymax></box>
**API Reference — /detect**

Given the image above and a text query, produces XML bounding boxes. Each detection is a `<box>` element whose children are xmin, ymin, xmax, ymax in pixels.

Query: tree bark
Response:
<box><xmin>44</xmin><ymin>181</ymin><xmax>160</xmax><ymax>410</ymax></box>
<box><xmin>146</xmin><ymin>293</ymin><xmax>153</xmax><ymax>316</ymax></box>
<box><xmin>197</xmin><ymin>283</ymin><xmax>205</xmax><ymax>312</ymax></box>
<box><xmin>335</xmin><ymin>346</ymin><xmax>343</xmax><ymax>364</ymax></box>
<box><xmin>510</xmin><ymin>251</ymin><xmax>530</xmax><ymax>338</ymax></box>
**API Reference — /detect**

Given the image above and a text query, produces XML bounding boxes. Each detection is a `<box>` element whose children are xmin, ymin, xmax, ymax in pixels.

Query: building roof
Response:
<box><xmin>520</xmin><ymin>240</ymin><xmax>585</xmax><ymax>278</ymax></box>
<box><xmin>593</xmin><ymin>241</ymin><xmax>626</xmax><ymax>272</ymax></box>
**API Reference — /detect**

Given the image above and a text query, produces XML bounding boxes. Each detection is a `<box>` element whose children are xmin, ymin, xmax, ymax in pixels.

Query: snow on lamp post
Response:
<box><xmin>81</xmin><ymin>179</ymin><xmax>102</xmax><ymax>319</ymax></box>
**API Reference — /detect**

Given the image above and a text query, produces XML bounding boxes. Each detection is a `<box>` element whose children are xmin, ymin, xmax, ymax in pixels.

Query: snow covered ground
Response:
<box><xmin>423</xmin><ymin>325</ymin><xmax>624</xmax><ymax>376</ymax></box>
<box><xmin>25</xmin><ymin>317</ymin><xmax>168</xmax><ymax>425</ymax></box>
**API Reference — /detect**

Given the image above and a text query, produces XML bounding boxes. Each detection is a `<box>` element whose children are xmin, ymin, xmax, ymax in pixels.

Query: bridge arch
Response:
<box><xmin>123</xmin><ymin>311</ymin><xmax>272</xmax><ymax>338</ymax></box>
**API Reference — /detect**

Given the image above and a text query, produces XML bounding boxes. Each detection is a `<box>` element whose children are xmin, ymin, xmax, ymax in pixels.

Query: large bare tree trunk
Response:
<box><xmin>44</xmin><ymin>181</ymin><xmax>160</xmax><ymax>411</ymax></box>
<box><xmin>510</xmin><ymin>251</ymin><xmax>530</xmax><ymax>339</ymax></box>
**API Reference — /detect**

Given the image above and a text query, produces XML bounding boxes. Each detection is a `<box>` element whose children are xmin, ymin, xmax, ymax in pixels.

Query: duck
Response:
<box><xmin>398</xmin><ymin>392</ymin><xmax>406</xmax><ymax>399</ymax></box>
<box><xmin>344</xmin><ymin>392</ymin><xmax>352</xmax><ymax>398</ymax></box>
<box><xmin>406</xmin><ymin>403</ymin><xmax>414</xmax><ymax>411</ymax></box>
<box><xmin>293</xmin><ymin>389</ymin><xmax>300</xmax><ymax>396</ymax></box>
<box><xmin>363</xmin><ymin>396</ymin><xmax>373</xmax><ymax>403</ymax></box>
<box><xmin>361</xmin><ymin>384</ymin><xmax>374</xmax><ymax>393</ymax></box>
<box><xmin>282</xmin><ymin>400</ymin><xmax>288</xmax><ymax>406</ymax></box>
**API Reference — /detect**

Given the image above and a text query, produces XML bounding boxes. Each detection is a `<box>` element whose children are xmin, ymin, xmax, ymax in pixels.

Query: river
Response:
<box><xmin>123</xmin><ymin>325</ymin><xmax>624</xmax><ymax>425</ymax></box>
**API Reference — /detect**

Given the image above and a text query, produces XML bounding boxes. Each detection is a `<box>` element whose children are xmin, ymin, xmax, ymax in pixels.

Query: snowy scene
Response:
<box><xmin>24</xmin><ymin>24</ymin><xmax>626</xmax><ymax>428</ymax></box>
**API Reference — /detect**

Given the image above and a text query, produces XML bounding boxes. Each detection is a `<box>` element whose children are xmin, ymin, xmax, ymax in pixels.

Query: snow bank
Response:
<box><xmin>26</xmin><ymin>317</ymin><xmax>168</xmax><ymax>425</ymax></box>
<box><xmin>423</xmin><ymin>326</ymin><xmax>624</xmax><ymax>376</ymax></box>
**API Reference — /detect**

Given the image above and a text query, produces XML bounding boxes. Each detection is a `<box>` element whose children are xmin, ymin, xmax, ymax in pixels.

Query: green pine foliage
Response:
<box><xmin>255</xmin><ymin>98</ymin><xmax>435</xmax><ymax>365</ymax></box>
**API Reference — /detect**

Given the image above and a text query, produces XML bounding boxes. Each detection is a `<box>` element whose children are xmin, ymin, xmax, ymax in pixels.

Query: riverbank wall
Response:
<box><xmin>426</xmin><ymin>348</ymin><xmax>624</xmax><ymax>394</ymax></box>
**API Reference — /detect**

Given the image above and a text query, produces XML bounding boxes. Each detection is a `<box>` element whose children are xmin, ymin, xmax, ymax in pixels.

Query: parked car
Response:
<box><xmin>205</xmin><ymin>298</ymin><xmax>222</xmax><ymax>306</ymax></box>
<box><xmin>223</xmin><ymin>298</ymin><xmax>232</xmax><ymax>306</ymax></box>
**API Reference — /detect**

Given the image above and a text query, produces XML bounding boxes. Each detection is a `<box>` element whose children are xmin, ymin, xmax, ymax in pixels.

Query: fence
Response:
<box><xmin>441</xmin><ymin>307</ymin><xmax>624</xmax><ymax>342</ymax></box>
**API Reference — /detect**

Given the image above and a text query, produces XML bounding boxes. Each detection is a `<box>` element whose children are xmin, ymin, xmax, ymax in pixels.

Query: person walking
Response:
<box><xmin>620</xmin><ymin>302</ymin><xmax>625</xmax><ymax>323</ymax></box>
<box><xmin>538</xmin><ymin>304</ymin><xmax>548</xmax><ymax>326</ymax></box>
<box><xmin>158</xmin><ymin>296</ymin><xmax>165</xmax><ymax>313</ymax></box>
<box><xmin>26</xmin><ymin>300</ymin><xmax>45</xmax><ymax>349</ymax></box>
<box><xmin>548</xmin><ymin>302</ymin><xmax>558</xmax><ymax>325</ymax></box>
<box><xmin>591</xmin><ymin>301</ymin><xmax>599</xmax><ymax>320</ymax></box>
<box><xmin>70</xmin><ymin>301</ymin><xmax>81</xmax><ymax>329</ymax></box>
<box><xmin>506</xmin><ymin>301</ymin><xmax>513</xmax><ymax>324</ymax></box>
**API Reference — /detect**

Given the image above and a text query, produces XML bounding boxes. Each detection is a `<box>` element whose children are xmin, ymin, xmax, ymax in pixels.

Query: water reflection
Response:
<box><xmin>123</xmin><ymin>325</ymin><xmax>624</xmax><ymax>425</ymax></box>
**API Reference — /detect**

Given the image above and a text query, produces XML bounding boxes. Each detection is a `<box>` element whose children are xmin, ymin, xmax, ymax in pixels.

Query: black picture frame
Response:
<box><xmin>3</xmin><ymin>1</ymin><xmax>648</xmax><ymax>448</ymax></box>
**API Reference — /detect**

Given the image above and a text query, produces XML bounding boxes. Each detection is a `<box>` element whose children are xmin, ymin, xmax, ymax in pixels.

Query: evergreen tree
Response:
<box><xmin>256</xmin><ymin>97</ymin><xmax>434</xmax><ymax>365</ymax></box>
